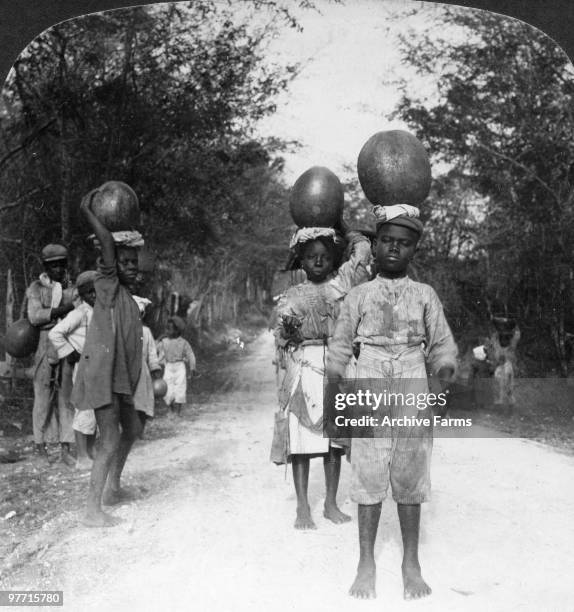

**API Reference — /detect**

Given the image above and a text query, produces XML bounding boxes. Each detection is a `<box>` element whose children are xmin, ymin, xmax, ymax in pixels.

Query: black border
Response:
<box><xmin>0</xmin><ymin>1</ymin><xmax>573</xmax><ymax>86</ymax></box>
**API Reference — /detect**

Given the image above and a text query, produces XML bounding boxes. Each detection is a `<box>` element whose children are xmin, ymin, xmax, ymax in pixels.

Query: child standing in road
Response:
<box><xmin>156</xmin><ymin>316</ymin><xmax>196</xmax><ymax>415</ymax></box>
<box><xmin>274</xmin><ymin>221</ymin><xmax>372</xmax><ymax>530</ymax></box>
<box><xmin>326</xmin><ymin>205</ymin><xmax>458</xmax><ymax>601</ymax></box>
<box><xmin>49</xmin><ymin>270</ymin><xmax>98</xmax><ymax>470</ymax></box>
<box><xmin>72</xmin><ymin>190</ymin><xmax>145</xmax><ymax>526</ymax></box>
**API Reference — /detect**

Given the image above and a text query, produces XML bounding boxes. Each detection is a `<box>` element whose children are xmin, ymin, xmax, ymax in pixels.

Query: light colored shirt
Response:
<box><xmin>274</xmin><ymin>232</ymin><xmax>372</xmax><ymax>344</ymax></box>
<box><xmin>157</xmin><ymin>336</ymin><xmax>196</xmax><ymax>370</ymax></box>
<box><xmin>327</xmin><ymin>275</ymin><xmax>458</xmax><ymax>377</ymax></box>
<box><xmin>48</xmin><ymin>301</ymin><xmax>93</xmax><ymax>359</ymax></box>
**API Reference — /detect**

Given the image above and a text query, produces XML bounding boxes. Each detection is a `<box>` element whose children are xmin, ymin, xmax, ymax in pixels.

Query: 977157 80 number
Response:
<box><xmin>0</xmin><ymin>591</ymin><xmax>63</xmax><ymax>606</ymax></box>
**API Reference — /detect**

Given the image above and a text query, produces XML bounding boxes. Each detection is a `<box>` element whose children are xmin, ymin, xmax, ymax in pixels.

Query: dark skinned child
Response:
<box><xmin>156</xmin><ymin>316</ymin><xmax>196</xmax><ymax>416</ymax></box>
<box><xmin>72</xmin><ymin>191</ymin><xmax>144</xmax><ymax>526</ymax></box>
<box><xmin>49</xmin><ymin>271</ymin><xmax>98</xmax><ymax>469</ymax></box>
<box><xmin>326</xmin><ymin>205</ymin><xmax>458</xmax><ymax>600</ymax></box>
<box><xmin>274</xmin><ymin>221</ymin><xmax>372</xmax><ymax>529</ymax></box>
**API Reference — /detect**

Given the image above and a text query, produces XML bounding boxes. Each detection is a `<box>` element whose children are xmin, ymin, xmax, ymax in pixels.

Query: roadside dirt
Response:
<box><xmin>1</xmin><ymin>331</ymin><xmax>573</xmax><ymax>611</ymax></box>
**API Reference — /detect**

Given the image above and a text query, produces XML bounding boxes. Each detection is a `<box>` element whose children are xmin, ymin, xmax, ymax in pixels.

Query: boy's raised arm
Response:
<box><xmin>80</xmin><ymin>190</ymin><xmax>115</xmax><ymax>268</ymax></box>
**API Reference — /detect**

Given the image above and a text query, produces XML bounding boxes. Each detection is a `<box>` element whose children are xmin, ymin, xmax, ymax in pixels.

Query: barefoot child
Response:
<box><xmin>326</xmin><ymin>205</ymin><xmax>458</xmax><ymax>600</ymax></box>
<box><xmin>72</xmin><ymin>191</ymin><xmax>144</xmax><ymax>526</ymax></box>
<box><xmin>132</xmin><ymin>297</ymin><xmax>162</xmax><ymax>433</ymax></box>
<box><xmin>49</xmin><ymin>270</ymin><xmax>98</xmax><ymax>469</ymax></box>
<box><xmin>156</xmin><ymin>316</ymin><xmax>196</xmax><ymax>415</ymax></box>
<box><xmin>274</xmin><ymin>221</ymin><xmax>371</xmax><ymax>530</ymax></box>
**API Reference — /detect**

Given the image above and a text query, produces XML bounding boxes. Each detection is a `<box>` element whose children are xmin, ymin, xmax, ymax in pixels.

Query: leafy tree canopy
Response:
<box><xmin>392</xmin><ymin>6</ymin><xmax>574</xmax><ymax>373</ymax></box>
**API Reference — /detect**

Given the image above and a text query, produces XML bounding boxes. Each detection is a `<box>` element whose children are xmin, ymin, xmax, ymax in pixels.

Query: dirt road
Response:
<box><xmin>2</xmin><ymin>331</ymin><xmax>573</xmax><ymax>611</ymax></box>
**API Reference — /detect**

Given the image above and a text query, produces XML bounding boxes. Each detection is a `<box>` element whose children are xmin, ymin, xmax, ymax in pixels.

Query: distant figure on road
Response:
<box><xmin>469</xmin><ymin>340</ymin><xmax>495</xmax><ymax>409</ymax></box>
<box><xmin>490</xmin><ymin>325</ymin><xmax>520</xmax><ymax>408</ymax></box>
<box><xmin>157</xmin><ymin>316</ymin><xmax>196</xmax><ymax>415</ymax></box>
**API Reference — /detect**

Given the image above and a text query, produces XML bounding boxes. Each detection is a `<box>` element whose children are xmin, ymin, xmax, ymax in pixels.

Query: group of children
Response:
<box><xmin>27</xmin><ymin>178</ymin><xmax>456</xmax><ymax>590</ymax></box>
<box><xmin>273</xmin><ymin>203</ymin><xmax>458</xmax><ymax>601</ymax></box>
<box><xmin>28</xmin><ymin>189</ymin><xmax>196</xmax><ymax>526</ymax></box>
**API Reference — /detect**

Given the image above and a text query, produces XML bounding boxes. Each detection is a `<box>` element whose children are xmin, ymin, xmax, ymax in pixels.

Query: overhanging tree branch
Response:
<box><xmin>0</xmin><ymin>187</ymin><xmax>46</xmax><ymax>214</ymax></box>
<box><xmin>476</xmin><ymin>143</ymin><xmax>560</xmax><ymax>204</ymax></box>
<box><xmin>0</xmin><ymin>117</ymin><xmax>57</xmax><ymax>170</ymax></box>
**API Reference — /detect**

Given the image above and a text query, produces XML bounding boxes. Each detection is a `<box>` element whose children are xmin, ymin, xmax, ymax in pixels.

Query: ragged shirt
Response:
<box><xmin>27</xmin><ymin>277</ymin><xmax>76</xmax><ymax>331</ymax></box>
<box><xmin>71</xmin><ymin>259</ymin><xmax>142</xmax><ymax>410</ymax></box>
<box><xmin>156</xmin><ymin>336</ymin><xmax>196</xmax><ymax>370</ymax></box>
<box><xmin>327</xmin><ymin>275</ymin><xmax>458</xmax><ymax>377</ymax></box>
<box><xmin>274</xmin><ymin>231</ymin><xmax>372</xmax><ymax>344</ymax></box>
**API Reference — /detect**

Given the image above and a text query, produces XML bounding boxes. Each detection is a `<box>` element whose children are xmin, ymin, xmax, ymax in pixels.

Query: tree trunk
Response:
<box><xmin>6</xmin><ymin>270</ymin><xmax>14</xmax><ymax>390</ymax></box>
<box><xmin>60</xmin><ymin>119</ymin><xmax>73</xmax><ymax>244</ymax></box>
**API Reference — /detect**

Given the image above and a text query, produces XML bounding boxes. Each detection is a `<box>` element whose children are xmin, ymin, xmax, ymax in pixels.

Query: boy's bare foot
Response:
<box><xmin>82</xmin><ymin>510</ymin><xmax>123</xmax><ymax>528</ymax></box>
<box><xmin>102</xmin><ymin>486</ymin><xmax>138</xmax><ymax>506</ymax></box>
<box><xmin>75</xmin><ymin>457</ymin><xmax>93</xmax><ymax>471</ymax></box>
<box><xmin>402</xmin><ymin>564</ymin><xmax>431</xmax><ymax>600</ymax></box>
<box><xmin>349</xmin><ymin>560</ymin><xmax>376</xmax><ymax>599</ymax></box>
<box><xmin>323</xmin><ymin>503</ymin><xmax>351</xmax><ymax>524</ymax></box>
<box><xmin>294</xmin><ymin>504</ymin><xmax>317</xmax><ymax>530</ymax></box>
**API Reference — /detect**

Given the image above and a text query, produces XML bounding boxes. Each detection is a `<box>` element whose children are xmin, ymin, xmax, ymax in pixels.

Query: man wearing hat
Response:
<box><xmin>26</xmin><ymin>243</ymin><xmax>76</xmax><ymax>465</ymax></box>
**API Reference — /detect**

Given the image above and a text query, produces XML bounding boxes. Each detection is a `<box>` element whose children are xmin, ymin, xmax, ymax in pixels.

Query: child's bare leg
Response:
<box><xmin>323</xmin><ymin>447</ymin><xmax>351</xmax><ymax>524</ymax></box>
<box><xmin>60</xmin><ymin>442</ymin><xmax>75</xmax><ymax>467</ymax></box>
<box><xmin>74</xmin><ymin>431</ymin><xmax>93</xmax><ymax>470</ymax></box>
<box><xmin>87</xmin><ymin>433</ymin><xmax>96</xmax><ymax>459</ymax></box>
<box><xmin>83</xmin><ymin>403</ymin><xmax>121</xmax><ymax>527</ymax></box>
<box><xmin>397</xmin><ymin>503</ymin><xmax>431</xmax><ymax>600</ymax></box>
<box><xmin>137</xmin><ymin>411</ymin><xmax>147</xmax><ymax>439</ymax></box>
<box><xmin>292</xmin><ymin>455</ymin><xmax>316</xmax><ymax>529</ymax></box>
<box><xmin>103</xmin><ymin>401</ymin><xmax>142</xmax><ymax>505</ymax></box>
<box><xmin>350</xmin><ymin>502</ymin><xmax>380</xmax><ymax>599</ymax></box>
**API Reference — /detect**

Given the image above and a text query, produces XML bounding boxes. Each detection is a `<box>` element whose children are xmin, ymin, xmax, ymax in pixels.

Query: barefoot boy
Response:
<box><xmin>326</xmin><ymin>205</ymin><xmax>458</xmax><ymax>600</ymax></box>
<box><xmin>72</xmin><ymin>191</ymin><xmax>144</xmax><ymax>526</ymax></box>
<box><xmin>49</xmin><ymin>270</ymin><xmax>98</xmax><ymax>470</ymax></box>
